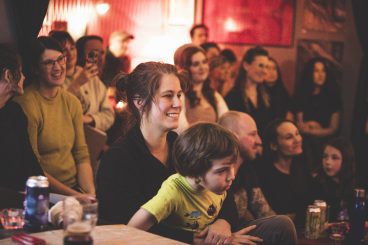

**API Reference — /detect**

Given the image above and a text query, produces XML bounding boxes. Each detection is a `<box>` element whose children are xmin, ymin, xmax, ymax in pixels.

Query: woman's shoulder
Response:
<box><xmin>13</xmin><ymin>86</ymin><xmax>40</xmax><ymax>113</ymax></box>
<box><xmin>14</xmin><ymin>85</ymin><xmax>38</xmax><ymax>103</ymax></box>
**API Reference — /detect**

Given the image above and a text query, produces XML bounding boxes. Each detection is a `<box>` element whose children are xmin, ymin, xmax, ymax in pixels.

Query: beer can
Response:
<box><xmin>24</xmin><ymin>176</ymin><xmax>49</xmax><ymax>231</ymax></box>
<box><xmin>314</xmin><ymin>200</ymin><xmax>328</xmax><ymax>233</ymax></box>
<box><xmin>305</xmin><ymin>205</ymin><xmax>321</xmax><ymax>239</ymax></box>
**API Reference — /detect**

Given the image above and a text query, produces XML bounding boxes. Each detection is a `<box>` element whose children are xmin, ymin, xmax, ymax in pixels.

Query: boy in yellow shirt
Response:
<box><xmin>128</xmin><ymin>123</ymin><xmax>238</xmax><ymax>236</ymax></box>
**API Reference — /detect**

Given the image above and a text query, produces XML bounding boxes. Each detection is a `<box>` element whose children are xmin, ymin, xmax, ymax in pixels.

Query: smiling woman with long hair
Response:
<box><xmin>96</xmin><ymin>62</ymin><xmax>194</xmax><ymax>240</ymax></box>
<box><xmin>225</xmin><ymin>46</ymin><xmax>272</xmax><ymax>134</ymax></box>
<box><xmin>256</xmin><ymin>119</ymin><xmax>313</xmax><ymax>227</ymax></box>
<box><xmin>176</xmin><ymin>46</ymin><xmax>228</xmax><ymax>125</ymax></box>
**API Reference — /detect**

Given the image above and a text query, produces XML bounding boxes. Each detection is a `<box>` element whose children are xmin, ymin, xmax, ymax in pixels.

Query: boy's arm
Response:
<box><xmin>128</xmin><ymin>208</ymin><xmax>157</xmax><ymax>231</ymax></box>
<box><xmin>196</xmin><ymin>192</ymin><xmax>238</xmax><ymax>244</ymax></box>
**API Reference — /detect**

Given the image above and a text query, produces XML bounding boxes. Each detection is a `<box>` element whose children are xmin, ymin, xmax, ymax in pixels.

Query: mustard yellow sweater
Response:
<box><xmin>14</xmin><ymin>85</ymin><xmax>89</xmax><ymax>188</ymax></box>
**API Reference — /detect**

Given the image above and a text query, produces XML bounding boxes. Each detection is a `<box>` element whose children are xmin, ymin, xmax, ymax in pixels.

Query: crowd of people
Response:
<box><xmin>0</xmin><ymin>23</ymin><xmax>359</xmax><ymax>244</ymax></box>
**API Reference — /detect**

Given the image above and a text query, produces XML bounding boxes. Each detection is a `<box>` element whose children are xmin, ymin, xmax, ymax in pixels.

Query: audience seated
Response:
<box><xmin>52</xmin><ymin>32</ymin><xmax>114</xmax><ymax>132</ymax></box>
<box><xmin>219</xmin><ymin>111</ymin><xmax>298</xmax><ymax>244</ymax></box>
<box><xmin>176</xmin><ymin>46</ymin><xmax>228</xmax><ymax>124</ymax></box>
<box><xmin>219</xmin><ymin>48</ymin><xmax>238</xmax><ymax>97</ymax></box>
<box><xmin>225</xmin><ymin>46</ymin><xmax>273</xmax><ymax>134</ymax></box>
<box><xmin>294</xmin><ymin>57</ymin><xmax>342</xmax><ymax>173</ymax></box>
<box><xmin>218</xmin><ymin>111</ymin><xmax>276</xmax><ymax>223</ymax></box>
<box><xmin>127</xmin><ymin>123</ymin><xmax>262</xmax><ymax>244</ymax></box>
<box><xmin>264</xmin><ymin>57</ymin><xmax>294</xmax><ymax>121</ymax></box>
<box><xmin>312</xmin><ymin>137</ymin><xmax>356</xmax><ymax>221</ymax></box>
<box><xmin>14</xmin><ymin>36</ymin><xmax>95</xmax><ymax>196</ymax></box>
<box><xmin>190</xmin><ymin>24</ymin><xmax>209</xmax><ymax>46</ymax></box>
<box><xmin>96</xmin><ymin>62</ymin><xmax>298</xmax><ymax>244</ymax></box>
<box><xmin>97</xmin><ymin>62</ymin><xmax>192</xmax><ymax>242</ymax></box>
<box><xmin>0</xmin><ymin>43</ymin><xmax>43</xmax><ymax>191</ymax></box>
<box><xmin>256</xmin><ymin>119</ymin><xmax>313</xmax><ymax>227</ymax></box>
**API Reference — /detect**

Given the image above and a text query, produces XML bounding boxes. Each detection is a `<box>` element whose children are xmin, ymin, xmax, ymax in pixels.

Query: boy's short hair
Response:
<box><xmin>173</xmin><ymin>123</ymin><xmax>239</xmax><ymax>177</ymax></box>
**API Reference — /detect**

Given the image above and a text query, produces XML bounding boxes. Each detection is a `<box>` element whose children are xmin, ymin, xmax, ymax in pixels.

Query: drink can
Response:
<box><xmin>314</xmin><ymin>200</ymin><xmax>328</xmax><ymax>233</ymax></box>
<box><xmin>24</xmin><ymin>176</ymin><xmax>49</xmax><ymax>231</ymax></box>
<box><xmin>305</xmin><ymin>205</ymin><xmax>321</xmax><ymax>239</ymax></box>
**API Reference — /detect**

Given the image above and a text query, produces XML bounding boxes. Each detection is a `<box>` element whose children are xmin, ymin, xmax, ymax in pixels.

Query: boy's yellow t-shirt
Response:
<box><xmin>142</xmin><ymin>173</ymin><xmax>226</xmax><ymax>233</ymax></box>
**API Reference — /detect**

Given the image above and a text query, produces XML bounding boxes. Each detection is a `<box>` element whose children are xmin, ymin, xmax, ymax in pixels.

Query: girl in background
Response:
<box><xmin>312</xmin><ymin>137</ymin><xmax>356</xmax><ymax>221</ymax></box>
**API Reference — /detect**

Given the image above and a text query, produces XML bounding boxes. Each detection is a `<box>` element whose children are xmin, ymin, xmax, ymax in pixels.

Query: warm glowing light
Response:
<box><xmin>131</xmin><ymin>35</ymin><xmax>187</xmax><ymax>68</ymax></box>
<box><xmin>96</xmin><ymin>3</ymin><xmax>110</xmax><ymax>16</ymax></box>
<box><xmin>224</xmin><ymin>18</ymin><xmax>240</xmax><ymax>32</ymax></box>
<box><xmin>115</xmin><ymin>101</ymin><xmax>127</xmax><ymax>113</ymax></box>
<box><xmin>68</xmin><ymin>9</ymin><xmax>90</xmax><ymax>40</ymax></box>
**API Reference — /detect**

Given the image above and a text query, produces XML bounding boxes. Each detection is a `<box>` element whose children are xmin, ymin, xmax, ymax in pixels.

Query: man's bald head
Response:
<box><xmin>218</xmin><ymin>111</ymin><xmax>254</xmax><ymax>135</ymax></box>
<box><xmin>218</xmin><ymin>111</ymin><xmax>262</xmax><ymax>160</ymax></box>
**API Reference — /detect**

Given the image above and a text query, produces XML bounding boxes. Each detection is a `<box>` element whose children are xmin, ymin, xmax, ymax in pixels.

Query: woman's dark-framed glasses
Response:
<box><xmin>40</xmin><ymin>55</ymin><xmax>66</xmax><ymax>68</ymax></box>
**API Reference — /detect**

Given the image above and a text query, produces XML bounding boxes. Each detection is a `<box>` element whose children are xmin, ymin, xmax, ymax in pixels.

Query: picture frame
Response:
<box><xmin>202</xmin><ymin>0</ymin><xmax>295</xmax><ymax>46</ymax></box>
<box><xmin>302</xmin><ymin>0</ymin><xmax>346</xmax><ymax>33</ymax></box>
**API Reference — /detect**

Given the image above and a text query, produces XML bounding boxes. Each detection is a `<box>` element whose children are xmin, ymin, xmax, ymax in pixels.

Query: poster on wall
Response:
<box><xmin>203</xmin><ymin>0</ymin><xmax>295</xmax><ymax>46</ymax></box>
<box><xmin>296</xmin><ymin>39</ymin><xmax>344</xmax><ymax>85</ymax></box>
<box><xmin>302</xmin><ymin>0</ymin><xmax>346</xmax><ymax>33</ymax></box>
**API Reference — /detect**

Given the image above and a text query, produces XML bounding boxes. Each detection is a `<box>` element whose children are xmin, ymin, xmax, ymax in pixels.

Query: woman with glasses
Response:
<box><xmin>14</xmin><ymin>36</ymin><xmax>95</xmax><ymax>196</ymax></box>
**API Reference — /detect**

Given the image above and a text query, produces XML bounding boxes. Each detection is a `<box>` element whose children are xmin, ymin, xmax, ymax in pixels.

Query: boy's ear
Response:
<box><xmin>3</xmin><ymin>69</ymin><xmax>13</xmax><ymax>83</ymax></box>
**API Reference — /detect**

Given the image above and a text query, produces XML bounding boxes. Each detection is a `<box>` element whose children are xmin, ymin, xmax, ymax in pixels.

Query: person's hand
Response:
<box><xmin>230</xmin><ymin>225</ymin><xmax>263</xmax><ymax>245</ymax></box>
<box><xmin>305</xmin><ymin>121</ymin><xmax>322</xmax><ymax>130</ymax></box>
<box><xmin>83</xmin><ymin>114</ymin><xmax>94</xmax><ymax>125</ymax></box>
<box><xmin>73</xmin><ymin>63</ymin><xmax>99</xmax><ymax>87</ymax></box>
<box><xmin>196</xmin><ymin>219</ymin><xmax>232</xmax><ymax>245</ymax></box>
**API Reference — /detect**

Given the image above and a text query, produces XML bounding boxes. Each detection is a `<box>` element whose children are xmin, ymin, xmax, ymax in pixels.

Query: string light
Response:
<box><xmin>96</xmin><ymin>2</ymin><xmax>110</xmax><ymax>16</ymax></box>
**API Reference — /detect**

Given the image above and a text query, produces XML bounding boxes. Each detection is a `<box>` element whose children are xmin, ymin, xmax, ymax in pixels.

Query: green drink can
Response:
<box><xmin>314</xmin><ymin>200</ymin><xmax>327</xmax><ymax>234</ymax></box>
<box><xmin>305</xmin><ymin>205</ymin><xmax>321</xmax><ymax>239</ymax></box>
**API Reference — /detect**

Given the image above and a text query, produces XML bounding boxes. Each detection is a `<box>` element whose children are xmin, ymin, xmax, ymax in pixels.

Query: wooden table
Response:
<box><xmin>0</xmin><ymin>225</ymin><xmax>189</xmax><ymax>245</ymax></box>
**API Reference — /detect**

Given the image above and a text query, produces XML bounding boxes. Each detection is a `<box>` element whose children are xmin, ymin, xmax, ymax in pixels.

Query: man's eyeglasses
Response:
<box><xmin>40</xmin><ymin>55</ymin><xmax>66</xmax><ymax>68</ymax></box>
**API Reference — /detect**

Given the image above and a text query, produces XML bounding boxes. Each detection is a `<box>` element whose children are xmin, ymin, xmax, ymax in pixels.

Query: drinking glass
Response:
<box><xmin>0</xmin><ymin>208</ymin><xmax>24</xmax><ymax>230</ymax></box>
<box><xmin>329</xmin><ymin>221</ymin><xmax>349</xmax><ymax>241</ymax></box>
<box><xmin>63</xmin><ymin>196</ymin><xmax>98</xmax><ymax>244</ymax></box>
